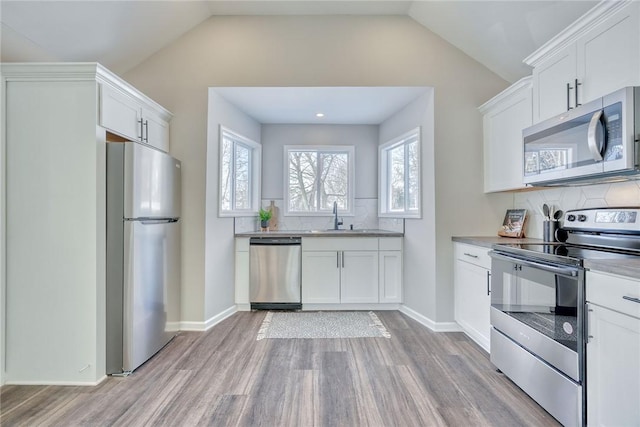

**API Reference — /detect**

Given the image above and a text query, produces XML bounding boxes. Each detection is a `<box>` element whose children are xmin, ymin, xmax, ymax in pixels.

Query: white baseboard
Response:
<box><xmin>399</xmin><ymin>305</ymin><xmax>462</xmax><ymax>332</ymax></box>
<box><xmin>5</xmin><ymin>375</ymin><xmax>107</xmax><ymax>386</ymax></box>
<box><xmin>236</xmin><ymin>303</ymin><xmax>251</xmax><ymax>311</ymax></box>
<box><xmin>180</xmin><ymin>306</ymin><xmax>237</xmax><ymax>331</ymax></box>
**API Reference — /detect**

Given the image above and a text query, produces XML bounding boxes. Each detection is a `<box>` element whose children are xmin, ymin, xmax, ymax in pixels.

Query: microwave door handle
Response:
<box><xmin>587</xmin><ymin>109</ymin><xmax>604</xmax><ymax>161</ymax></box>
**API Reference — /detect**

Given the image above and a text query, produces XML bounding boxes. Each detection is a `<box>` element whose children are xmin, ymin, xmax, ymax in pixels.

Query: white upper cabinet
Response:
<box><xmin>479</xmin><ymin>76</ymin><xmax>532</xmax><ymax>193</ymax></box>
<box><xmin>100</xmin><ymin>82</ymin><xmax>171</xmax><ymax>152</ymax></box>
<box><xmin>532</xmin><ymin>46</ymin><xmax>577</xmax><ymax>122</ymax></box>
<box><xmin>577</xmin><ymin>5</ymin><xmax>640</xmax><ymax>103</ymax></box>
<box><xmin>526</xmin><ymin>1</ymin><xmax>640</xmax><ymax>124</ymax></box>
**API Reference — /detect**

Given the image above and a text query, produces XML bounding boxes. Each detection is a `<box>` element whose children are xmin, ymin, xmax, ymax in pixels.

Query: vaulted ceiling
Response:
<box><xmin>1</xmin><ymin>1</ymin><xmax>598</xmax><ymax>83</ymax></box>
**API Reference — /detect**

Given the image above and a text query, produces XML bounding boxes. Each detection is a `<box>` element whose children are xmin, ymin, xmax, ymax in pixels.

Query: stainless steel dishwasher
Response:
<box><xmin>249</xmin><ymin>237</ymin><xmax>302</xmax><ymax>310</ymax></box>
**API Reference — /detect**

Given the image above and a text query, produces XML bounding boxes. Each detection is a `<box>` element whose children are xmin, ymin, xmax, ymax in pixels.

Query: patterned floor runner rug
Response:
<box><xmin>256</xmin><ymin>311</ymin><xmax>391</xmax><ymax>340</ymax></box>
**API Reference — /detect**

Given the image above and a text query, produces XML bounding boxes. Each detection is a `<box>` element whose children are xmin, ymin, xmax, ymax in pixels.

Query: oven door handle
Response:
<box><xmin>490</xmin><ymin>252</ymin><xmax>579</xmax><ymax>277</ymax></box>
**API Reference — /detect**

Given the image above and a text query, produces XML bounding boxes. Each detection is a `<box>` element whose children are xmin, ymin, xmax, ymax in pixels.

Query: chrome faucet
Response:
<box><xmin>333</xmin><ymin>201</ymin><xmax>343</xmax><ymax>230</ymax></box>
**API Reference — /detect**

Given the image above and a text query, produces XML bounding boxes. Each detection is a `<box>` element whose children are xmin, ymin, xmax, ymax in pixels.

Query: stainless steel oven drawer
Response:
<box><xmin>491</xmin><ymin>328</ymin><xmax>582</xmax><ymax>427</ymax></box>
<box><xmin>491</xmin><ymin>307</ymin><xmax>580</xmax><ymax>381</ymax></box>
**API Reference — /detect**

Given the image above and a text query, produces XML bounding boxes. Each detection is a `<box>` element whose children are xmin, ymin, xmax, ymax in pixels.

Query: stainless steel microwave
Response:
<box><xmin>523</xmin><ymin>86</ymin><xmax>640</xmax><ymax>186</ymax></box>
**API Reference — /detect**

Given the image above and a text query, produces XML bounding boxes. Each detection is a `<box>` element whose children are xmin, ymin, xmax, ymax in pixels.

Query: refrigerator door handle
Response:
<box><xmin>129</xmin><ymin>218</ymin><xmax>179</xmax><ymax>225</ymax></box>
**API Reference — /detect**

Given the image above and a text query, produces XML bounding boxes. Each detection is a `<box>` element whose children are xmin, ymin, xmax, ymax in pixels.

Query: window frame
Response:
<box><xmin>378</xmin><ymin>127</ymin><xmax>421</xmax><ymax>218</ymax></box>
<box><xmin>284</xmin><ymin>145</ymin><xmax>355</xmax><ymax>216</ymax></box>
<box><xmin>218</xmin><ymin>125</ymin><xmax>262</xmax><ymax>217</ymax></box>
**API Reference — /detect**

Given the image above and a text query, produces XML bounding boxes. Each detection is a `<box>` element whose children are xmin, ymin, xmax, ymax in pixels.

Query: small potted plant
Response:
<box><xmin>259</xmin><ymin>207</ymin><xmax>272</xmax><ymax>231</ymax></box>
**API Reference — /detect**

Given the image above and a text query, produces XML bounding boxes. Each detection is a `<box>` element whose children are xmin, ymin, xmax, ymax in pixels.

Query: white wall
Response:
<box><xmin>204</xmin><ymin>90</ymin><xmax>261</xmax><ymax>325</ymax></box>
<box><xmin>261</xmin><ymin>124</ymin><xmax>378</xmax><ymax>200</ymax></box>
<box><xmin>123</xmin><ymin>15</ymin><xmax>509</xmax><ymax>325</ymax></box>
<box><xmin>379</xmin><ymin>90</ymin><xmax>439</xmax><ymax>321</ymax></box>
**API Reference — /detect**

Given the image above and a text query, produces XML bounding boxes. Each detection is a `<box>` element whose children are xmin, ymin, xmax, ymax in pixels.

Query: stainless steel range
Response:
<box><xmin>489</xmin><ymin>207</ymin><xmax>640</xmax><ymax>427</ymax></box>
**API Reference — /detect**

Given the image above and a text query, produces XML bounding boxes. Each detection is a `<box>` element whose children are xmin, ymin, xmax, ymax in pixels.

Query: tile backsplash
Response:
<box><xmin>514</xmin><ymin>180</ymin><xmax>640</xmax><ymax>238</ymax></box>
<box><xmin>234</xmin><ymin>198</ymin><xmax>404</xmax><ymax>233</ymax></box>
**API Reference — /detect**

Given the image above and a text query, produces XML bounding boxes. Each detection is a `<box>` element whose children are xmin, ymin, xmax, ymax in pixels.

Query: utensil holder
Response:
<box><xmin>543</xmin><ymin>220</ymin><xmax>559</xmax><ymax>242</ymax></box>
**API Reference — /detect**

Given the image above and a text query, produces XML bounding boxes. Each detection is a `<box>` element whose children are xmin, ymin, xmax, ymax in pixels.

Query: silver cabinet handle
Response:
<box><xmin>342</xmin><ymin>251</ymin><xmax>345</xmax><ymax>268</ymax></box>
<box><xmin>623</xmin><ymin>296</ymin><xmax>640</xmax><ymax>304</ymax></box>
<box><xmin>587</xmin><ymin>109</ymin><xmax>604</xmax><ymax>161</ymax></box>
<box><xmin>586</xmin><ymin>303</ymin><xmax>594</xmax><ymax>343</ymax></box>
<box><xmin>567</xmin><ymin>82</ymin><xmax>573</xmax><ymax>110</ymax></box>
<box><xmin>486</xmin><ymin>271</ymin><xmax>491</xmax><ymax>296</ymax></box>
<box><xmin>575</xmin><ymin>78</ymin><xmax>581</xmax><ymax>107</ymax></box>
<box><xmin>463</xmin><ymin>252</ymin><xmax>478</xmax><ymax>259</ymax></box>
<box><xmin>138</xmin><ymin>118</ymin><xmax>144</xmax><ymax>140</ymax></box>
<box><xmin>143</xmin><ymin>120</ymin><xmax>149</xmax><ymax>142</ymax></box>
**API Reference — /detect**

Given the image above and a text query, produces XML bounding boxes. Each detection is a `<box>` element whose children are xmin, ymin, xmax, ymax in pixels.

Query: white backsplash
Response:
<box><xmin>514</xmin><ymin>180</ymin><xmax>640</xmax><ymax>239</ymax></box>
<box><xmin>234</xmin><ymin>198</ymin><xmax>405</xmax><ymax>233</ymax></box>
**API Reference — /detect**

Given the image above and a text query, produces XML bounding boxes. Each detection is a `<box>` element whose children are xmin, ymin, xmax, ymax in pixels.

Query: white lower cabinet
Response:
<box><xmin>586</xmin><ymin>270</ymin><xmax>640</xmax><ymax>426</ymax></box>
<box><xmin>301</xmin><ymin>236</ymin><xmax>402</xmax><ymax>306</ymax></box>
<box><xmin>340</xmin><ymin>251</ymin><xmax>379</xmax><ymax>303</ymax></box>
<box><xmin>453</xmin><ymin>243</ymin><xmax>491</xmax><ymax>352</ymax></box>
<box><xmin>379</xmin><ymin>250</ymin><xmax>403</xmax><ymax>303</ymax></box>
<box><xmin>234</xmin><ymin>238</ymin><xmax>250</xmax><ymax>308</ymax></box>
<box><xmin>301</xmin><ymin>251</ymin><xmax>341</xmax><ymax>304</ymax></box>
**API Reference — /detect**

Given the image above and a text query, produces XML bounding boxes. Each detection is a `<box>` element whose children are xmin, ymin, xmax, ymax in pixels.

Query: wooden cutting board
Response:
<box><xmin>268</xmin><ymin>200</ymin><xmax>279</xmax><ymax>231</ymax></box>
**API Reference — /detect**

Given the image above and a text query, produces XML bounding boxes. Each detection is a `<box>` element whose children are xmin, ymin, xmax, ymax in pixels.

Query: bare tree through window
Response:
<box><xmin>287</xmin><ymin>147</ymin><xmax>352</xmax><ymax>214</ymax></box>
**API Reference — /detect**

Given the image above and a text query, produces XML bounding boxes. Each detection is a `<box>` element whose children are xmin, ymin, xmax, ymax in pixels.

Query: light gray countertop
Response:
<box><xmin>452</xmin><ymin>235</ymin><xmax>640</xmax><ymax>280</ymax></box>
<box><xmin>236</xmin><ymin>229</ymin><xmax>404</xmax><ymax>238</ymax></box>
<box><xmin>452</xmin><ymin>235</ymin><xmax>543</xmax><ymax>249</ymax></box>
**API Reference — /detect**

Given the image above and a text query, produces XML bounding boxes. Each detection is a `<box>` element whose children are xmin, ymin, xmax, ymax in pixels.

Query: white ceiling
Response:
<box><xmin>0</xmin><ymin>0</ymin><xmax>598</xmax><ymax>123</ymax></box>
<box><xmin>1</xmin><ymin>1</ymin><xmax>597</xmax><ymax>82</ymax></box>
<box><xmin>214</xmin><ymin>86</ymin><xmax>430</xmax><ymax>124</ymax></box>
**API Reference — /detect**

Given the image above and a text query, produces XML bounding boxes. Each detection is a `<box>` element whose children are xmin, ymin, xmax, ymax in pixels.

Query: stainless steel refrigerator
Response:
<box><xmin>106</xmin><ymin>142</ymin><xmax>181</xmax><ymax>375</ymax></box>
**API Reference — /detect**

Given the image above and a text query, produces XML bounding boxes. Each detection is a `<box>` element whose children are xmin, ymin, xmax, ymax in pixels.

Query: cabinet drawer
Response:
<box><xmin>302</xmin><ymin>237</ymin><xmax>378</xmax><ymax>251</ymax></box>
<box><xmin>379</xmin><ymin>237</ymin><xmax>402</xmax><ymax>251</ymax></box>
<box><xmin>587</xmin><ymin>271</ymin><xmax>640</xmax><ymax>318</ymax></box>
<box><xmin>454</xmin><ymin>243</ymin><xmax>491</xmax><ymax>270</ymax></box>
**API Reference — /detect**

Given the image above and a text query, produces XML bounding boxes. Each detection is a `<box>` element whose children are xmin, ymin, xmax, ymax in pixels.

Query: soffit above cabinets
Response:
<box><xmin>213</xmin><ymin>86</ymin><xmax>431</xmax><ymax>125</ymax></box>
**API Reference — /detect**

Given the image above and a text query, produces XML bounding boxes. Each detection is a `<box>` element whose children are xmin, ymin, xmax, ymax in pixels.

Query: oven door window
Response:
<box><xmin>492</xmin><ymin>260</ymin><xmax>580</xmax><ymax>352</ymax></box>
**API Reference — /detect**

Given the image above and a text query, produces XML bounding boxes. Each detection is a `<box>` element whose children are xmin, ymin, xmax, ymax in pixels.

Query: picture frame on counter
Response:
<box><xmin>498</xmin><ymin>209</ymin><xmax>528</xmax><ymax>238</ymax></box>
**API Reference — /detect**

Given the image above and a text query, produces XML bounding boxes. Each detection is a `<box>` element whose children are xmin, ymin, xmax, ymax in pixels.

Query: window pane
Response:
<box><xmin>288</xmin><ymin>151</ymin><xmax>318</xmax><ymax>212</ymax></box>
<box><xmin>319</xmin><ymin>152</ymin><xmax>348</xmax><ymax>211</ymax></box>
<box><xmin>389</xmin><ymin>145</ymin><xmax>404</xmax><ymax>211</ymax></box>
<box><xmin>234</xmin><ymin>143</ymin><xmax>250</xmax><ymax>210</ymax></box>
<box><xmin>407</xmin><ymin>141</ymin><xmax>419</xmax><ymax>210</ymax></box>
<box><xmin>220</xmin><ymin>137</ymin><xmax>232</xmax><ymax>211</ymax></box>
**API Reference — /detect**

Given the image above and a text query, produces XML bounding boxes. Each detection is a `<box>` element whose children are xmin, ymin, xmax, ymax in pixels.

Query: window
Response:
<box><xmin>379</xmin><ymin>128</ymin><xmax>421</xmax><ymax>218</ymax></box>
<box><xmin>285</xmin><ymin>145</ymin><xmax>354</xmax><ymax>215</ymax></box>
<box><xmin>219</xmin><ymin>126</ymin><xmax>261</xmax><ymax>216</ymax></box>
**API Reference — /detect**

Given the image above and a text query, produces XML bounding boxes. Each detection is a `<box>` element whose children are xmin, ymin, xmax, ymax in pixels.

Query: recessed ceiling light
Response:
<box><xmin>316</xmin><ymin>113</ymin><xmax>325</xmax><ymax>118</ymax></box>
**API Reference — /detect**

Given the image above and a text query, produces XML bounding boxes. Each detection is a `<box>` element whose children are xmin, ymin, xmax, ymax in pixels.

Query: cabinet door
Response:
<box><xmin>142</xmin><ymin>107</ymin><xmax>170</xmax><ymax>152</ymax></box>
<box><xmin>483</xmin><ymin>84</ymin><xmax>532</xmax><ymax>192</ymax></box>
<box><xmin>302</xmin><ymin>251</ymin><xmax>340</xmax><ymax>303</ymax></box>
<box><xmin>100</xmin><ymin>85</ymin><xmax>142</xmax><ymax>141</ymax></box>
<box><xmin>379</xmin><ymin>250</ymin><xmax>402</xmax><ymax>303</ymax></box>
<box><xmin>533</xmin><ymin>45</ymin><xmax>577</xmax><ymax>123</ymax></box>
<box><xmin>341</xmin><ymin>251</ymin><xmax>379</xmax><ymax>303</ymax></box>
<box><xmin>235</xmin><ymin>250</ymin><xmax>250</xmax><ymax>305</ymax></box>
<box><xmin>587</xmin><ymin>304</ymin><xmax>640</xmax><ymax>426</ymax></box>
<box><xmin>577</xmin><ymin>4</ymin><xmax>640</xmax><ymax>105</ymax></box>
<box><xmin>454</xmin><ymin>259</ymin><xmax>491</xmax><ymax>351</ymax></box>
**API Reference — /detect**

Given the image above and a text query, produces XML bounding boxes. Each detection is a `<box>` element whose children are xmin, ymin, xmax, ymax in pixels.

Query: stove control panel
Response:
<box><xmin>564</xmin><ymin>208</ymin><xmax>640</xmax><ymax>232</ymax></box>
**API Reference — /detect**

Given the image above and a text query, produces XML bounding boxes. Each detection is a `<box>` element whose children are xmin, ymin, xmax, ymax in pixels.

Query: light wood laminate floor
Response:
<box><xmin>0</xmin><ymin>311</ymin><xmax>559</xmax><ymax>426</ymax></box>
